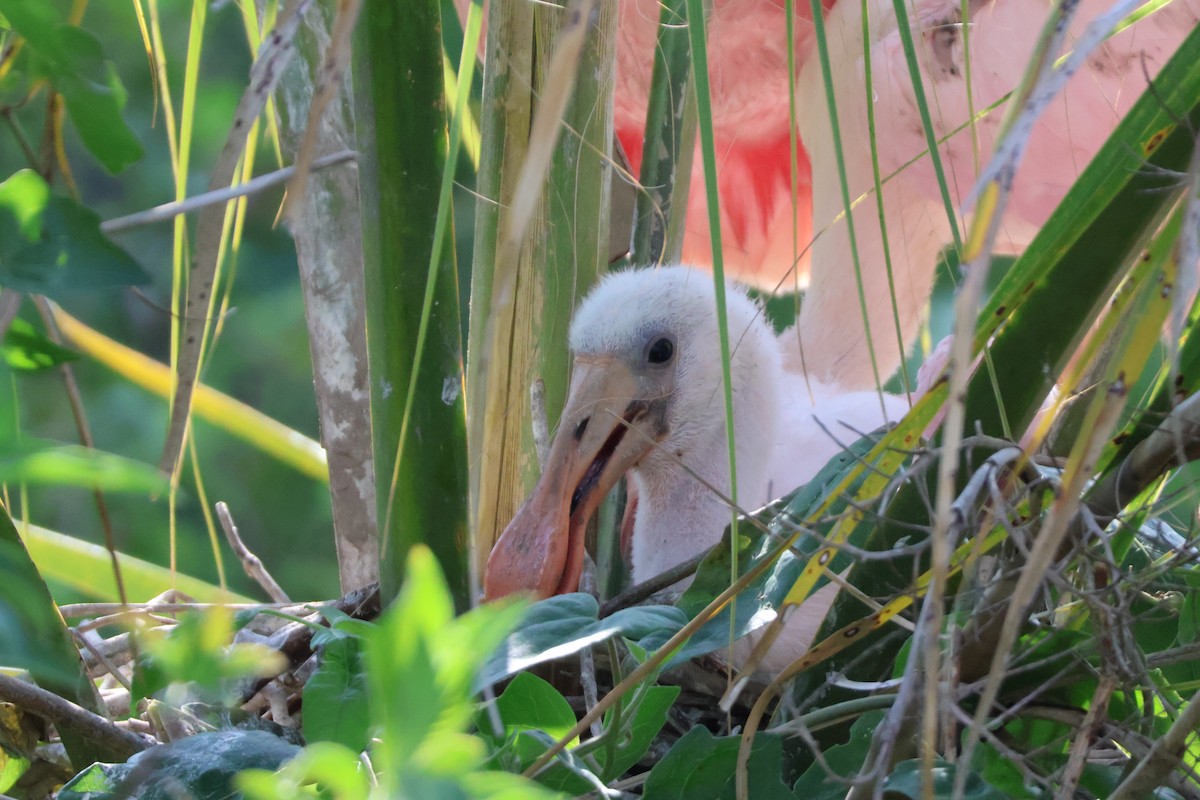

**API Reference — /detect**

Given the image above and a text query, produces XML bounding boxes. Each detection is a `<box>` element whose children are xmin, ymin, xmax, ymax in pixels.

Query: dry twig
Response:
<box><xmin>0</xmin><ymin>674</ymin><xmax>149</xmax><ymax>759</ymax></box>
<box><xmin>216</xmin><ymin>501</ymin><xmax>290</xmax><ymax>603</ymax></box>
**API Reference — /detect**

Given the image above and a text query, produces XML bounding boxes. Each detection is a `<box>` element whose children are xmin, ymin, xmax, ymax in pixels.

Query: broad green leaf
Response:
<box><xmin>367</xmin><ymin>553</ymin><xmax>453</xmax><ymax>773</ymax></box>
<box><xmin>458</xmin><ymin>770</ymin><xmax>566</xmax><ymax>800</ymax></box>
<box><xmin>303</xmin><ymin>635</ymin><xmax>370</xmax><ymax>753</ymax></box>
<box><xmin>0</xmin><ymin>196</ymin><xmax>150</xmax><ymax>297</ymax></box>
<box><xmin>51</xmin><ymin>27</ymin><xmax>142</xmax><ymax>173</ymax></box>
<box><xmin>133</xmin><ymin>608</ymin><xmax>286</xmax><ymax>706</ymax></box>
<box><xmin>21</xmin><ymin>521</ymin><xmax>253</xmax><ymax>604</ymax></box>
<box><xmin>642</xmin><ymin>726</ymin><xmax>794</xmax><ymax>800</ymax></box>
<box><xmin>478</xmin><ymin>673</ymin><xmax>595</xmax><ymax>795</ymax></box>
<box><xmin>0</xmin><ymin>3</ymin><xmax>143</xmax><ymax>172</ymax></box>
<box><xmin>0</xmin><ymin>748</ymin><xmax>30</xmax><ymax>794</ymax></box>
<box><xmin>366</xmin><ymin>546</ymin><xmax>527</xmax><ymax>784</ymax></box>
<box><xmin>0</xmin><ymin>438</ymin><xmax>166</xmax><ymax>493</ymax></box>
<box><xmin>430</xmin><ymin>594</ymin><xmax>529</xmax><ymax>716</ymax></box>
<box><xmin>0</xmin><ymin>503</ymin><xmax>121</xmax><ymax>768</ymax></box>
<box><xmin>0</xmin><ymin>2</ymin><xmax>62</xmax><ymax>62</ymax></box>
<box><xmin>883</xmin><ymin>759</ymin><xmax>1011</xmax><ymax>799</ymax></box>
<box><xmin>478</xmin><ymin>593</ymin><xmax>687</xmax><ymax>688</ymax></box>
<box><xmin>492</xmin><ymin>672</ymin><xmax>576</xmax><ymax>740</ymax></box>
<box><xmin>237</xmin><ymin>741</ymin><xmax>371</xmax><ymax>800</ymax></box>
<box><xmin>412</xmin><ymin>730</ymin><xmax>489</xmax><ymax>777</ymax></box>
<box><xmin>977</xmin><ymin>743</ymin><xmax>1042</xmax><ymax>799</ymax></box>
<box><xmin>598</xmin><ymin>684</ymin><xmax>680</xmax><ymax>781</ymax></box>
<box><xmin>0</xmin><ymin>534</ymin><xmax>80</xmax><ymax>687</ymax></box>
<box><xmin>2</xmin><ymin>317</ymin><xmax>79</xmax><ymax>370</ymax></box>
<box><xmin>58</xmin><ymin>730</ymin><xmax>300</xmax><ymax>800</ymax></box>
<box><xmin>0</xmin><ymin>170</ymin><xmax>49</xmax><ymax>240</ymax></box>
<box><xmin>792</xmin><ymin>711</ymin><xmax>883</xmax><ymax>799</ymax></box>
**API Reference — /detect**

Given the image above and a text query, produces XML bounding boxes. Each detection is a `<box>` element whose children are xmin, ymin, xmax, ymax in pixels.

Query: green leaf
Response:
<box><xmin>477</xmin><ymin>593</ymin><xmax>687</xmax><ymax>688</ymax></box>
<box><xmin>0</xmin><ymin>503</ymin><xmax>122</xmax><ymax>768</ymax></box>
<box><xmin>0</xmin><ymin>2</ymin><xmax>57</xmax><ymax>59</ymax></box>
<box><xmin>0</xmin><ymin>2</ymin><xmax>143</xmax><ymax>172</ymax></box>
<box><xmin>477</xmin><ymin>673</ymin><xmax>596</xmax><ymax>796</ymax></box>
<box><xmin>53</xmin><ymin>33</ymin><xmax>144</xmax><ymax>174</ymax></box>
<box><xmin>0</xmin><ymin>169</ymin><xmax>49</xmax><ymax>240</ymax></box>
<box><xmin>0</xmin><ymin>747</ymin><xmax>30</xmax><ymax>794</ymax></box>
<box><xmin>58</xmin><ymin>730</ymin><xmax>300</xmax><ymax>800</ymax></box>
<box><xmin>133</xmin><ymin>609</ymin><xmax>286</xmax><ymax>706</ymax></box>
<box><xmin>642</xmin><ymin>726</ymin><xmax>794</xmax><ymax>800</ymax></box>
<box><xmin>598</xmin><ymin>684</ymin><xmax>680</xmax><ymax>781</ymax></box>
<box><xmin>792</xmin><ymin>712</ymin><xmax>882</xmax><ymax>799</ymax></box>
<box><xmin>303</xmin><ymin>635</ymin><xmax>370</xmax><ymax>753</ymax></box>
<box><xmin>237</xmin><ymin>741</ymin><xmax>371</xmax><ymax>800</ymax></box>
<box><xmin>0</xmin><ymin>439</ymin><xmax>166</xmax><ymax>493</ymax></box>
<box><xmin>2</xmin><ymin>317</ymin><xmax>79</xmax><ymax>370</ymax></box>
<box><xmin>365</xmin><ymin>545</ymin><xmax>528</xmax><ymax>786</ymax></box>
<box><xmin>492</xmin><ymin>672</ymin><xmax>576</xmax><ymax>740</ymax></box>
<box><xmin>0</xmin><ymin>196</ymin><xmax>150</xmax><ymax>297</ymax></box>
<box><xmin>458</xmin><ymin>770</ymin><xmax>567</xmax><ymax>800</ymax></box>
<box><xmin>21</xmin><ymin>521</ymin><xmax>254</xmax><ymax>604</ymax></box>
<box><xmin>883</xmin><ymin>759</ymin><xmax>1012</xmax><ymax>799</ymax></box>
<box><xmin>977</xmin><ymin>743</ymin><xmax>1044</xmax><ymax>799</ymax></box>
<box><xmin>367</xmin><ymin>549</ymin><xmax>456</xmax><ymax>773</ymax></box>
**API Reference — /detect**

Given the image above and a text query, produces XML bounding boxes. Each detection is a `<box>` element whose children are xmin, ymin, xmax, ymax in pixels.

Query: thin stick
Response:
<box><xmin>598</xmin><ymin>552</ymin><xmax>706</xmax><ymax>617</ymax></box>
<box><xmin>0</xmin><ymin>674</ymin><xmax>148</xmax><ymax>758</ymax></box>
<box><xmin>73</xmin><ymin>630</ymin><xmax>133</xmax><ymax>693</ymax></box>
<box><xmin>100</xmin><ymin>150</ymin><xmax>357</xmax><ymax>234</ymax></box>
<box><xmin>216</xmin><ymin>501</ymin><xmax>290</xmax><ymax>603</ymax></box>
<box><xmin>34</xmin><ymin>297</ymin><xmax>130</xmax><ymax>610</ymax></box>
<box><xmin>1109</xmin><ymin>682</ymin><xmax>1200</xmax><ymax>800</ymax></box>
<box><xmin>60</xmin><ymin>601</ymin><xmax>294</xmax><ymax>618</ymax></box>
<box><xmin>0</xmin><ymin>290</ymin><xmax>22</xmax><ymax>341</ymax></box>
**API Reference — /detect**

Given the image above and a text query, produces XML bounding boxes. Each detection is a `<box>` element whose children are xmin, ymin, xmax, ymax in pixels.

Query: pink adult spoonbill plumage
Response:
<box><xmin>613</xmin><ymin>0</ymin><xmax>1199</xmax><ymax>390</ymax></box>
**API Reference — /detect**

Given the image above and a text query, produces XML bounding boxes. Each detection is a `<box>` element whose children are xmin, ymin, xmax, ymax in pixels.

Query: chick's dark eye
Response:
<box><xmin>647</xmin><ymin>337</ymin><xmax>674</xmax><ymax>365</ymax></box>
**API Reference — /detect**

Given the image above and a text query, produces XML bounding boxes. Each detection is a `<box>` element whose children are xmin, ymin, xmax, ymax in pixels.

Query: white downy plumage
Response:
<box><xmin>485</xmin><ymin>266</ymin><xmax>906</xmax><ymax>664</ymax></box>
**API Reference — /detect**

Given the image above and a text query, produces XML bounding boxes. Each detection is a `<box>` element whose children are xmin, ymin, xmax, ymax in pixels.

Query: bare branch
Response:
<box><xmin>0</xmin><ymin>674</ymin><xmax>150</xmax><ymax>759</ymax></box>
<box><xmin>100</xmin><ymin>150</ymin><xmax>357</xmax><ymax>234</ymax></box>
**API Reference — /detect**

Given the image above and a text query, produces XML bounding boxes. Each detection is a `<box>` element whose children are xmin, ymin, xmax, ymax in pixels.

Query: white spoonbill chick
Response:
<box><xmin>484</xmin><ymin>266</ymin><xmax>907</xmax><ymax>618</ymax></box>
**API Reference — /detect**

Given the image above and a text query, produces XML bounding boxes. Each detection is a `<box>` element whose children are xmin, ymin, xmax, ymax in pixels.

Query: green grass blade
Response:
<box><xmin>355</xmin><ymin>0</ymin><xmax>470</xmax><ymax>607</ymax></box>
<box><xmin>886</xmin><ymin>0</ymin><xmax>962</xmax><ymax>252</ymax></box>
<box><xmin>859</xmin><ymin>0</ymin><xmax>908</xmax><ymax>396</ymax></box>
<box><xmin>685</xmin><ymin>0</ymin><xmax>740</xmax><ymax>550</ymax></box>
<box><xmin>807</xmin><ymin>0</ymin><xmax>887</xmax><ymax>405</ymax></box>
<box><xmin>630</xmin><ymin>0</ymin><xmax>692</xmax><ymax>266</ymax></box>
